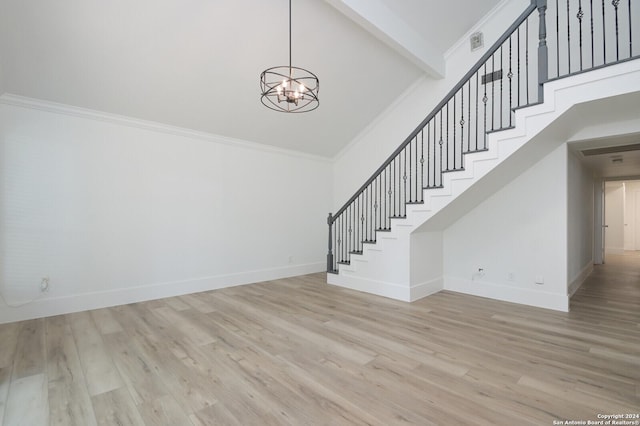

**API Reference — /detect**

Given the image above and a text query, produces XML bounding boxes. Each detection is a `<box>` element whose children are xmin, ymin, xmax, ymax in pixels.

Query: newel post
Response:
<box><xmin>536</xmin><ymin>0</ymin><xmax>548</xmax><ymax>102</ymax></box>
<box><xmin>327</xmin><ymin>213</ymin><xmax>334</xmax><ymax>272</ymax></box>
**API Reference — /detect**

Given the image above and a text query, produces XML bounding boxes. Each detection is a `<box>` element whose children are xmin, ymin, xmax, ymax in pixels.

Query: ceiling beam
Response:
<box><xmin>324</xmin><ymin>0</ymin><xmax>445</xmax><ymax>79</ymax></box>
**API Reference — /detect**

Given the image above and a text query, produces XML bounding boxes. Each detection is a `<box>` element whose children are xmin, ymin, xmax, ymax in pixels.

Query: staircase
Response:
<box><xmin>326</xmin><ymin>0</ymin><xmax>640</xmax><ymax>304</ymax></box>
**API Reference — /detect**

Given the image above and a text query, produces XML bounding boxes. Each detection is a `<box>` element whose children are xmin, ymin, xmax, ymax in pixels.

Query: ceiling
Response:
<box><xmin>0</xmin><ymin>0</ymin><xmax>501</xmax><ymax>158</ymax></box>
<box><xmin>576</xmin><ymin>135</ymin><xmax>640</xmax><ymax>179</ymax></box>
<box><xmin>562</xmin><ymin>92</ymin><xmax>640</xmax><ymax>179</ymax></box>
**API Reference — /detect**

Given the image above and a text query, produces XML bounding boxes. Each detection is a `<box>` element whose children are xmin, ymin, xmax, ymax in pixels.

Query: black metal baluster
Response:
<box><xmin>516</xmin><ymin>27</ymin><xmax>522</xmax><ymax>106</ymax></box>
<box><xmin>371</xmin><ymin>181</ymin><xmax>375</xmax><ymax>238</ymax></box>
<box><xmin>509</xmin><ymin>34</ymin><xmax>513</xmax><ymax>126</ymax></box>
<box><xmin>629</xmin><ymin>0</ymin><xmax>632</xmax><ymax>57</ymax></box>
<box><xmin>491</xmin><ymin>54</ymin><xmax>495</xmax><ymax>131</ymax></box>
<box><xmin>518</xmin><ymin>27</ymin><xmax>522</xmax><ymax>106</ymax></box>
<box><xmin>483</xmin><ymin>63</ymin><xmax>488</xmax><ymax>148</ymax></box>
<box><xmin>578</xmin><ymin>0</ymin><xmax>584</xmax><ymax>70</ymax></box>
<box><xmin>409</xmin><ymin>138</ymin><xmax>413</xmax><ymax>202</ymax></box>
<box><xmin>367</xmin><ymin>189</ymin><xmax>370</xmax><ymax>242</ymax></box>
<box><xmin>362</xmin><ymin>190</ymin><xmax>366</xmax><ymax>245</ymax></box>
<box><xmin>353</xmin><ymin>197</ymin><xmax>357</xmax><ymax>253</ymax></box>
<box><xmin>444</xmin><ymin>106</ymin><xmax>450</xmax><ymax>171</ymax></box>
<box><xmin>613</xmin><ymin>0</ymin><xmax>620</xmax><ymax>61</ymax></box>
<box><xmin>354</xmin><ymin>201</ymin><xmax>357</xmax><ymax>253</ymax></box>
<box><xmin>590</xmin><ymin>0</ymin><xmax>595</xmax><ymax>67</ymax></box>
<box><xmin>420</xmin><ymin>129</ymin><xmax>425</xmax><ymax>194</ymax></box>
<box><xmin>354</xmin><ymin>194</ymin><xmax>358</xmax><ymax>252</ymax></box>
<box><xmin>337</xmin><ymin>217</ymin><xmax>341</xmax><ymax>264</ymax></box>
<box><xmin>476</xmin><ymin>71</ymin><xmax>480</xmax><ymax>150</ymax></box>
<box><xmin>392</xmin><ymin>158</ymin><xmax>396</xmax><ymax>217</ymax></box>
<box><xmin>433</xmin><ymin>116</ymin><xmax>442</xmax><ymax>187</ymax></box>
<box><xmin>357</xmin><ymin>196</ymin><xmax>360</xmax><ymax>252</ymax></box>
<box><xmin>556</xmin><ymin>0</ymin><xmax>561</xmax><ymax>76</ymax></box>
<box><xmin>359</xmin><ymin>194</ymin><xmax>362</xmax><ymax>251</ymax></box>
<box><xmin>388</xmin><ymin>164</ymin><xmax>392</xmax><ymax>220</ymax></box>
<box><xmin>460</xmin><ymin>85</ymin><xmax>465</xmax><ymax>154</ymax></box>
<box><xmin>453</xmin><ymin>94</ymin><xmax>457</xmax><ymax>169</ymax></box>
<box><xmin>499</xmin><ymin>46</ymin><xmax>503</xmax><ymax>129</ymax></box>
<box><xmin>467</xmin><ymin>79</ymin><xmax>471</xmax><ymax>152</ymax></box>
<box><xmin>403</xmin><ymin>147</ymin><xmax>407</xmax><ymax>214</ymax></box>
<box><xmin>526</xmin><ymin>18</ymin><xmax>530</xmax><ymax>104</ymax></box>
<box><xmin>383</xmin><ymin>168</ymin><xmax>387</xmax><ymax>229</ymax></box>
<box><xmin>603</xmin><ymin>0</ymin><xmax>607</xmax><ymax>63</ymax></box>
<box><xmin>439</xmin><ymin>112</ymin><xmax>444</xmax><ymax>182</ymax></box>
<box><xmin>337</xmin><ymin>216</ymin><xmax>340</xmax><ymax>263</ymax></box>
<box><xmin>346</xmin><ymin>207</ymin><xmax>350</xmax><ymax>259</ymax></box>
<box><xmin>567</xmin><ymin>0</ymin><xmax>572</xmax><ymax>73</ymax></box>
<box><xmin>338</xmin><ymin>215</ymin><xmax>342</xmax><ymax>263</ymax></box>
<box><xmin>374</xmin><ymin>177</ymin><xmax>378</xmax><ymax>232</ymax></box>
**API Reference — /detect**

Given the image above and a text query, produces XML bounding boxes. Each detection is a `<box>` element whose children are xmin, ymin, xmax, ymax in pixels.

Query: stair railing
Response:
<box><xmin>328</xmin><ymin>0</ymin><xmax>638</xmax><ymax>273</ymax></box>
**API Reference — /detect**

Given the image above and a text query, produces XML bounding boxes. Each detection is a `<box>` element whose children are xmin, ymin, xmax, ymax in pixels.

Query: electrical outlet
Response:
<box><xmin>508</xmin><ymin>273</ymin><xmax>515</xmax><ymax>282</ymax></box>
<box><xmin>288</xmin><ymin>255</ymin><xmax>294</xmax><ymax>264</ymax></box>
<box><xmin>472</xmin><ymin>268</ymin><xmax>485</xmax><ymax>281</ymax></box>
<box><xmin>40</xmin><ymin>276</ymin><xmax>50</xmax><ymax>292</ymax></box>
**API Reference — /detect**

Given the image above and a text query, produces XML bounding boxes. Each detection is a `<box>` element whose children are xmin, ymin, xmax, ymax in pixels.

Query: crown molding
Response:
<box><xmin>0</xmin><ymin>93</ymin><xmax>332</xmax><ymax>163</ymax></box>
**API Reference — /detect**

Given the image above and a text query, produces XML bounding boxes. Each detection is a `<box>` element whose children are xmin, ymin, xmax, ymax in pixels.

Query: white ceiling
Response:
<box><xmin>560</xmin><ymin>91</ymin><xmax>640</xmax><ymax>179</ymax></box>
<box><xmin>0</xmin><ymin>0</ymin><xmax>501</xmax><ymax>157</ymax></box>
<box><xmin>378</xmin><ymin>0</ymin><xmax>499</xmax><ymax>54</ymax></box>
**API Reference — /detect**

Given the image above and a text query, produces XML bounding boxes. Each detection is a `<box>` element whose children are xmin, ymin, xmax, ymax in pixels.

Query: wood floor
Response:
<box><xmin>1</xmin><ymin>255</ymin><xmax>639</xmax><ymax>425</ymax></box>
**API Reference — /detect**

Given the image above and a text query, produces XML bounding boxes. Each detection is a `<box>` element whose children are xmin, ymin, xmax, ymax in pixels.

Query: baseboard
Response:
<box><xmin>444</xmin><ymin>276</ymin><xmax>569</xmax><ymax>312</ymax></box>
<box><xmin>326</xmin><ymin>273</ymin><xmax>412</xmax><ymax>302</ymax></box>
<box><xmin>568</xmin><ymin>263</ymin><xmax>594</xmax><ymax>297</ymax></box>
<box><xmin>0</xmin><ymin>262</ymin><xmax>324</xmax><ymax>324</ymax></box>
<box><xmin>410</xmin><ymin>277</ymin><xmax>444</xmax><ymax>301</ymax></box>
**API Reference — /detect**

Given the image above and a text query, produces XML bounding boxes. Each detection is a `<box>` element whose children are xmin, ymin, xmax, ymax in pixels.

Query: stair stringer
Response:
<box><xmin>328</xmin><ymin>59</ymin><xmax>640</xmax><ymax>303</ymax></box>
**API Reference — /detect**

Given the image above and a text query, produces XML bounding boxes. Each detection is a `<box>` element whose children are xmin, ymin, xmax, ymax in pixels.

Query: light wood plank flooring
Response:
<box><xmin>1</xmin><ymin>254</ymin><xmax>639</xmax><ymax>425</ymax></box>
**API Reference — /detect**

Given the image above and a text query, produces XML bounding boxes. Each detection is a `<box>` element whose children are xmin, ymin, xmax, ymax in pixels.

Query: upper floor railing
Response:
<box><xmin>327</xmin><ymin>0</ymin><xmax>638</xmax><ymax>273</ymax></box>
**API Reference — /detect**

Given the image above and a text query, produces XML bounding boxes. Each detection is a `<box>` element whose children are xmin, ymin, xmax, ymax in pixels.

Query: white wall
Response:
<box><xmin>604</xmin><ymin>181</ymin><xmax>625</xmax><ymax>254</ymax></box>
<box><xmin>567</xmin><ymin>149</ymin><xmax>594</xmax><ymax>296</ymax></box>
<box><xmin>331</xmin><ymin>0</ymin><xmax>529</xmax><ymax>210</ymax></box>
<box><xmin>443</xmin><ymin>144</ymin><xmax>569</xmax><ymax>311</ymax></box>
<box><xmin>623</xmin><ymin>180</ymin><xmax>640</xmax><ymax>250</ymax></box>
<box><xmin>593</xmin><ymin>178</ymin><xmax>604</xmax><ymax>264</ymax></box>
<box><xmin>0</xmin><ymin>99</ymin><xmax>332</xmax><ymax>323</ymax></box>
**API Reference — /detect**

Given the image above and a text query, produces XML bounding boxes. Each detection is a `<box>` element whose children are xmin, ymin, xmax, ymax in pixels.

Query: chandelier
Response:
<box><xmin>260</xmin><ymin>0</ymin><xmax>319</xmax><ymax>113</ymax></box>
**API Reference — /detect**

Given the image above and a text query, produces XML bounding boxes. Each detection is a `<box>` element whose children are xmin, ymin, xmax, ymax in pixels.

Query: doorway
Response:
<box><xmin>602</xmin><ymin>179</ymin><xmax>640</xmax><ymax>262</ymax></box>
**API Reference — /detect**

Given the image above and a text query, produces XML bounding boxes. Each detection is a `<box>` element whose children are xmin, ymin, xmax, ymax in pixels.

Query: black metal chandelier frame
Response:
<box><xmin>260</xmin><ymin>0</ymin><xmax>319</xmax><ymax>113</ymax></box>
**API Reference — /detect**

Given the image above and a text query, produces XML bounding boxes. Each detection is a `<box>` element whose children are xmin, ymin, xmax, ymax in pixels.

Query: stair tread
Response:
<box><xmin>486</xmin><ymin>126</ymin><xmax>515</xmax><ymax>134</ymax></box>
<box><xmin>442</xmin><ymin>167</ymin><xmax>465</xmax><ymax>174</ymax></box>
<box><xmin>512</xmin><ymin>101</ymin><xmax>543</xmax><ymax>111</ymax></box>
<box><xmin>463</xmin><ymin>148</ymin><xmax>489</xmax><ymax>154</ymax></box>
